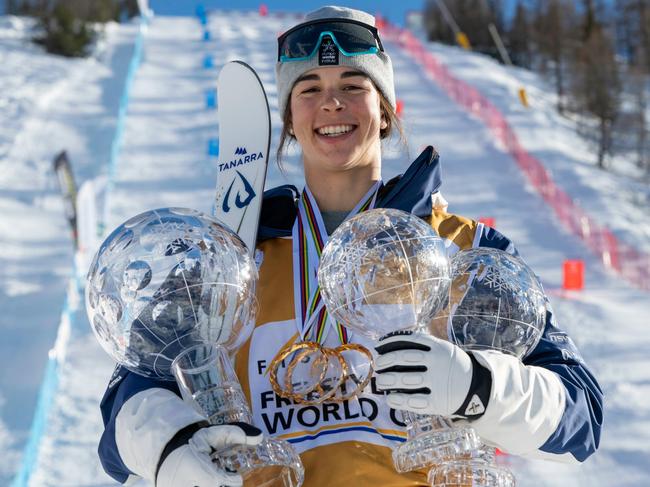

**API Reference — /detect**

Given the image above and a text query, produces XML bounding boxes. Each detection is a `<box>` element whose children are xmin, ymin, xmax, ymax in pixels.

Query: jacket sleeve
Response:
<box><xmin>468</xmin><ymin>224</ymin><xmax>603</xmax><ymax>463</ymax></box>
<box><xmin>98</xmin><ymin>366</ymin><xmax>206</xmax><ymax>483</ymax></box>
<box><xmin>521</xmin><ymin>305</ymin><xmax>603</xmax><ymax>461</ymax></box>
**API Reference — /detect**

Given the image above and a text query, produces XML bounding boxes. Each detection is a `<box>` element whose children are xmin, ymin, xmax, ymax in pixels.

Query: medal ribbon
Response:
<box><xmin>292</xmin><ymin>182</ymin><xmax>381</xmax><ymax>345</ymax></box>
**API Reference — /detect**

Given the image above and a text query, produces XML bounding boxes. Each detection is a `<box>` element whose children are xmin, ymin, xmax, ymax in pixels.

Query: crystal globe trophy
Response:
<box><xmin>428</xmin><ymin>247</ymin><xmax>547</xmax><ymax>487</ymax></box>
<box><xmin>445</xmin><ymin>247</ymin><xmax>546</xmax><ymax>357</ymax></box>
<box><xmin>85</xmin><ymin>207</ymin><xmax>304</xmax><ymax>487</ymax></box>
<box><xmin>318</xmin><ymin>208</ymin><xmax>481</xmax><ymax>474</ymax></box>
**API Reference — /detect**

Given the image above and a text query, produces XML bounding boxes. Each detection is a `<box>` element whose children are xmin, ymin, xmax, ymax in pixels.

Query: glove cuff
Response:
<box><xmin>155</xmin><ymin>421</ymin><xmax>210</xmax><ymax>484</ymax></box>
<box><xmin>452</xmin><ymin>354</ymin><xmax>492</xmax><ymax>419</ymax></box>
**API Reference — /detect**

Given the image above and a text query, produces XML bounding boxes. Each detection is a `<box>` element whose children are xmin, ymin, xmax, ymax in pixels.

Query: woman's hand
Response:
<box><xmin>373</xmin><ymin>332</ymin><xmax>481</xmax><ymax>418</ymax></box>
<box><xmin>156</xmin><ymin>423</ymin><xmax>263</xmax><ymax>487</ymax></box>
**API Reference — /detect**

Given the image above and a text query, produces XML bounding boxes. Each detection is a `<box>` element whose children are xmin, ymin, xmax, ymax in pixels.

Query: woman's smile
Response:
<box><xmin>313</xmin><ymin>124</ymin><xmax>358</xmax><ymax>145</ymax></box>
<box><xmin>315</xmin><ymin>124</ymin><xmax>356</xmax><ymax>136</ymax></box>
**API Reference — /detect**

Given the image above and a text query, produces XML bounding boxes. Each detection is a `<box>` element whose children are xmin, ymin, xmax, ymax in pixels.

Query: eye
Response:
<box><xmin>343</xmin><ymin>84</ymin><xmax>364</xmax><ymax>91</ymax></box>
<box><xmin>299</xmin><ymin>86</ymin><xmax>320</xmax><ymax>94</ymax></box>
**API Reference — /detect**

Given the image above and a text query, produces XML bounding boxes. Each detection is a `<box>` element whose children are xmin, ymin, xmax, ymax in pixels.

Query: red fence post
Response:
<box><xmin>396</xmin><ymin>99</ymin><xmax>404</xmax><ymax>118</ymax></box>
<box><xmin>478</xmin><ymin>217</ymin><xmax>496</xmax><ymax>228</ymax></box>
<box><xmin>563</xmin><ymin>260</ymin><xmax>585</xmax><ymax>290</ymax></box>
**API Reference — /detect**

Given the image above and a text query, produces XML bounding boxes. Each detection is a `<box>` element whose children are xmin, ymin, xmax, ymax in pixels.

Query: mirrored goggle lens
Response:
<box><xmin>279</xmin><ymin>21</ymin><xmax>381</xmax><ymax>61</ymax></box>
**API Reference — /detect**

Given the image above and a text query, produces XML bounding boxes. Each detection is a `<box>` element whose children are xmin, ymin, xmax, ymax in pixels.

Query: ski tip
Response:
<box><xmin>217</xmin><ymin>60</ymin><xmax>269</xmax><ymax>98</ymax></box>
<box><xmin>219</xmin><ymin>60</ymin><xmax>254</xmax><ymax>76</ymax></box>
<box><xmin>217</xmin><ymin>60</ymin><xmax>244</xmax><ymax>82</ymax></box>
<box><xmin>232</xmin><ymin>60</ymin><xmax>253</xmax><ymax>70</ymax></box>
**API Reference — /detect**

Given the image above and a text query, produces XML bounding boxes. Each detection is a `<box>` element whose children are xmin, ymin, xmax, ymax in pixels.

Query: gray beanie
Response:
<box><xmin>275</xmin><ymin>6</ymin><xmax>396</xmax><ymax>119</ymax></box>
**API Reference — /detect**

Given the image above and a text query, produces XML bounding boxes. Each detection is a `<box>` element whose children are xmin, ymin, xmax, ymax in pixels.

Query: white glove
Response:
<box><xmin>156</xmin><ymin>423</ymin><xmax>263</xmax><ymax>487</ymax></box>
<box><xmin>374</xmin><ymin>332</ymin><xmax>482</xmax><ymax>418</ymax></box>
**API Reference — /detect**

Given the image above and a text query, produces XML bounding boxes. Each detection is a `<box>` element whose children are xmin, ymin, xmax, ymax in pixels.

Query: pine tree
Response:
<box><xmin>613</xmin><ymin>0</ymin><xmax>650</xmax><ymax>173</ymax></box>
<box><xmin>35</xmin><ymin>1</ymin><xmax>94</xmax><ymax>57</ymax></box>
<box><xmin>29</xmin><ymin>0</ymin><xmax>127</xmax><ymax>57</ymax></box>
<box><xmin>423</xmin><ymin>0</ymin><xmax>506</xmax><ymax>59</ymax></box>
<box><xmin>424</xmin><ymin>0</ymin><xmax>455</xmax><ymax>44</ymax></box>
<box><xmin>533</xmin><ymin>0</ymin><xmax>578</xmax><ymax>114</ymax></box>
<box><xmin>570</xmin><ymin>26</ymin><xmax>621</xmax><ymax>168</ymax></box>
<box><xmin>508</xmin><ymin>1</ymin><xmax>531</xmax><ymax>68</ymax></box>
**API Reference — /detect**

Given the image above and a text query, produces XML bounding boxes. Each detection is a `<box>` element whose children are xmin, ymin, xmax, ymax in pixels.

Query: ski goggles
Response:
<box><xmin>277</xmin><ymin>18</ymin><xmax>384</xmax><ymax>63</ymax></box>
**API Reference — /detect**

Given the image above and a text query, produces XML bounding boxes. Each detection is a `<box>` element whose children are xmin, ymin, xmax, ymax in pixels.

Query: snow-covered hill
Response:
<box><xmin>1</xmin><ymin>9</ymin><xmax>648</xmax><ymax>486</ymax></box>
<box><xmin>0</xmin><ymin>15</ymin><xmax>139</xmax><ymax>486</ymax></box>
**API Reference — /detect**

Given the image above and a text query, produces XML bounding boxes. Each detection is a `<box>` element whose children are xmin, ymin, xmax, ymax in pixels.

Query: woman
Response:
<box><xmin>98</xmin><ymin>6</ymin><xmax>602</xmax><ymax>487</ymax></box>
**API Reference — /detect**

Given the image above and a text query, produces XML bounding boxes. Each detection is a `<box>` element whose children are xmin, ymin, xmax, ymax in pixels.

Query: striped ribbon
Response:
<box><xmin>292</xmin><ymin>182</ymin><xmax>381</xmax><ymax>344</ymax></box>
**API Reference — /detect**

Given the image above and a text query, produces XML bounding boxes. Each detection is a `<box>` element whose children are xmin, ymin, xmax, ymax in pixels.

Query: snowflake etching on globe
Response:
<box><xmin>479</xmin><ymin>264</ymin><xmax>518</xmax><ymax>295</ymax></box>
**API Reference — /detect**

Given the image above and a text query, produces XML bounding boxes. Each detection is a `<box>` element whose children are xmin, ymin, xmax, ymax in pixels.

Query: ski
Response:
<box><xmin>213</xmin><ymin>61</ymin><xmax>271</xmax><ymax>253</ymax></box>
<box><xmin>53</xmin><ymin>150</ymin><xmax>79</xmax><ymax>249</ymax></box>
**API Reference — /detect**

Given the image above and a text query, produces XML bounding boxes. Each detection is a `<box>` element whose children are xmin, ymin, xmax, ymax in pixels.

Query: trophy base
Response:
<box><xmin>392</xmin><ymin>425</ymin><xmax>479</xmax><ymax>472</ymax></box>
<box><xmin>428</xmin><ymin>460</ymin><xmax>516</xmax><ymax>487</ymax></box>
<box><xmin>213</xmin><ymin>437</ymin><xmax>304</xmax><ymax>487</ymax></box>
<box><xmin>243</xmin><ymin>464</ymin><xmax>302</xmax><ymax>487</ymax></box>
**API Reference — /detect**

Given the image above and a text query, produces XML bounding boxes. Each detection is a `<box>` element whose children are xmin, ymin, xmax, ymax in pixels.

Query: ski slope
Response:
<box><xmin>0</xmin><ymin>15</ymin><xmax>140</xmax><ymax>486</ymax></box>
<box><xmin>0</xmin><ymin>9</ymin><xmax>648</xmax><ymax>486</ymax></box>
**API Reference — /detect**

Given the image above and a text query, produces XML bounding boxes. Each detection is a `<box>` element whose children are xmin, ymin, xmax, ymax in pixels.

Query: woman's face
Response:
<box><xmin>289</xmin><ymin>66</ymin><xmax>386</xmax><ymax>176</ymax></box>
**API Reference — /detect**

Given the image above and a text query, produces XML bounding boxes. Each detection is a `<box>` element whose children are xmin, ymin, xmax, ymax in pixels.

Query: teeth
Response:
<box><xmin>317</xmin><ymin>125</ymin><xmax>354</xmax><ymax>136</ymax></box>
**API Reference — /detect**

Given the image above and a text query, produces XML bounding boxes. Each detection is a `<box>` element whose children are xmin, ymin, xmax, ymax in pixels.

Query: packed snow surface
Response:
<box><xmin>0</xmin><ymin>9</ymin><xmax>648</xmax><ymax>486</ymax></box>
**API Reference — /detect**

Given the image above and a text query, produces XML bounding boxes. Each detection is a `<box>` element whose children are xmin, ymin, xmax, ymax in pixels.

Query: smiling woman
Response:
<box><xmin>97</xmin><ymin>5</ymin><xmax>603</xmax><ymax>487</ymax></box>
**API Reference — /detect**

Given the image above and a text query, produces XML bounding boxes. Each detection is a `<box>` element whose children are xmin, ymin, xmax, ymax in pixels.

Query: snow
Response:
<box><xmin>0</xmin><ymin>15</ymin><xmax>138</xmax><ymax>486</ymax></box>
<box><xmin>0</xmin><ymin>8</ymin><xmax>648</xmax><ymax>487</ymax></box>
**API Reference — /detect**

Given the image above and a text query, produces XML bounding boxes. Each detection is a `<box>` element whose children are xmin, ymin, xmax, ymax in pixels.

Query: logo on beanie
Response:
<box><xmin>319</xmin><ymin>35</ymin><xmax>339</xmax><ymax>66</ymax></box>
